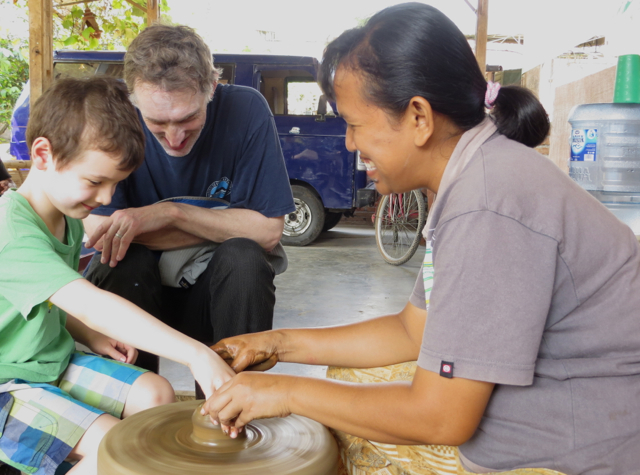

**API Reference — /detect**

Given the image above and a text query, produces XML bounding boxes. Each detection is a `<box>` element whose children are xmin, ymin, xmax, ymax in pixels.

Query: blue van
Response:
<box><xmin>10</xmin><ymin>51</ymin><xmax>375</xmax><ymax>245</ymax></box>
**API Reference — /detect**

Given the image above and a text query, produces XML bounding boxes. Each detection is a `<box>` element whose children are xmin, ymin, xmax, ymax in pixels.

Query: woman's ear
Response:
<box><xmin>30</xmin><ymin>137</ymin><xmax>54</xmax><ymax>171</ymax></box>
<box><xmin>406</xmin><ymin>96</ymin><xmax>435</xmax><ymax>147</ymax></box>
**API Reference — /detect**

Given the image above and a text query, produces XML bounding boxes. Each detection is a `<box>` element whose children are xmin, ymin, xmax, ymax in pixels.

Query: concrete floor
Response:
<box><xmin>160</xmin><ymin>220</ymin><xmax>425</xmax><ymax>393</ymax></box>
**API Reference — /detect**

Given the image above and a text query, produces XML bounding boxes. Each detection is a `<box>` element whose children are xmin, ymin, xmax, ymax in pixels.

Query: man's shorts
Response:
<box><xmin>0</xmin><ymin>351</ymin><xmax>147</xmax><ymax>475</ymax></box>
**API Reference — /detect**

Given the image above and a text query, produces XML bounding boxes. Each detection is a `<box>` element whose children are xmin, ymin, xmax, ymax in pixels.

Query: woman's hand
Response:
<box><xmin>188</xmin><ymin>346</ymin><xmax>237</xmax><ymax>400</ymax></box>
<box><xmin>84</xmin><ymin>331</ymin><xmax>138</xmax><ymax>364</ymax></box>
<box><xmin>201</xmin><ymin>372</ymin><xmax>295</xmax><ymax>438</ymax></box>
<box><xmin>211</xmin><ymin>331</ymin><xmax>282</xmax><ymax>373</ymax></box>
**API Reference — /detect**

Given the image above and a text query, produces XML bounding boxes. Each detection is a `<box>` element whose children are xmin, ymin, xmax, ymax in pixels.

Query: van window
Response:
<box><xmin>286</xmin><ymin>78</ymin><xmax>329</xmax><ymax>115</ymax></box>
<box><xmin>259</xmin><ymin>68</ymin><xmax>333</xmax><ymax>116</ymax></box>
<box><xmin>54</xmin><ymin>62</ymin><xmax>124</xmax><ymax>80</ymax></box>
<box><xmin>215</xmin><ymin>63</ymin><xmax>235</xmax><ymax>85</ymax></box>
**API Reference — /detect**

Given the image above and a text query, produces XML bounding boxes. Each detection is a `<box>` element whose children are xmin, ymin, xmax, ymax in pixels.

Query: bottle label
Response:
<box><xmin>571</xmin><ymin>128</ymin><xmax>597</xmax><ymax>162</ymax></box>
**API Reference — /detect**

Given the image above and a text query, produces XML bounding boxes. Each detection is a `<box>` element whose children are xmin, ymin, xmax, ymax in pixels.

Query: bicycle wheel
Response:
<box><xmin>375</xmin><ymin>189</ymin><xmax>426</xmax><ymax>265</ymax></box>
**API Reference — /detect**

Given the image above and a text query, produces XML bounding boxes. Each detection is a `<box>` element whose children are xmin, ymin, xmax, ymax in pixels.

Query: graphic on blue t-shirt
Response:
<box><xmin>207</xmin><ymin>177</ymin><xmax>232</xmax><ymax>199</ymax></box>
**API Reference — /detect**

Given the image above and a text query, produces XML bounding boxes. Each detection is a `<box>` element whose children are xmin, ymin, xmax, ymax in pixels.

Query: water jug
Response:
<box><xmin>568</xmin><ymin>54</ymin><xmax>640</xmax><ymax>235</ymax></box>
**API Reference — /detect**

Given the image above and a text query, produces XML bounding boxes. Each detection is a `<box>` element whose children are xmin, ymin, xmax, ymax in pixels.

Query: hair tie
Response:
<box><xmin>485</xmin><ymin>81</ymin><xmax>501</xmax><ymax>110</ymax></box>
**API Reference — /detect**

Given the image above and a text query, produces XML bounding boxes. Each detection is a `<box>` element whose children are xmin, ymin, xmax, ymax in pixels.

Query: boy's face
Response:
<box><xmin>45</xmin><ymin>149</ymin><xmax>130</xmax><ymax>219</ymax></box>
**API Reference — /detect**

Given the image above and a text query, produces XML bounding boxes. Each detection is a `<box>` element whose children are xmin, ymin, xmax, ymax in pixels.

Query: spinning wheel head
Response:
<box><xmin>98</xmin><ymin>400</ymin><xmax>339</xmax><ymax>474</ymax></box>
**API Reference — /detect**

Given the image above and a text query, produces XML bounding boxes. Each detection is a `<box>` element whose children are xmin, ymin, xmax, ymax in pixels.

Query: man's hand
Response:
<box><xmin>212</xmin><ymin>331</ymin><xmax>282</xmax><ymax>373</ymax></box>
<box><xmin>202</xmin><ymin>372</ymin><xmax>295</xmax><ymax>438</ymax></box>
<box><xmin>85</xmin><ymin>204</ymin><xmax>173</xmax><ymax>267</ymax></box>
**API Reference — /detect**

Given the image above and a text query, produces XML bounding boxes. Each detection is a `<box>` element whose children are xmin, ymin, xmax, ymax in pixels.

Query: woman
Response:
<box><xmin>204</xmin><ymin>4</ymin><xmax>640</xmax><ymax>474</ymax></box>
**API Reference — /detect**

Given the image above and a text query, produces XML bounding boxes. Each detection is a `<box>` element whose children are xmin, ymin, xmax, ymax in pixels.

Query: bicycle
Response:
<box><xmin>374</xmin><ymin>189</ymin><xmax>427</xmax><ymax>265</ymax></box>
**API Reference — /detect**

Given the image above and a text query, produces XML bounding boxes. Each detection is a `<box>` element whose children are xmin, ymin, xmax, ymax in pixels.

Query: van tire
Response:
<box><xmin>322</xmin><ymin>211</ymin><xmax>342</xmax><ymax>231</ymax></box>
<box><xmin>282</xmin><ymin>185</ymin><xmax>324</xmax><ymax>246</ymax></box>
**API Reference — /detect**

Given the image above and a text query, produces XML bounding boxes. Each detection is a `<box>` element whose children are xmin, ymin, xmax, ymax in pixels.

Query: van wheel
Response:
<box><xmin>282</xmin><ymin>185</ymin><xmax>324</xmax><ymax>246</ymax></box>
<box><xmin>322</xmin><ymin>211</ymin><xmax>342</xmax><ymax>231</ymax></box>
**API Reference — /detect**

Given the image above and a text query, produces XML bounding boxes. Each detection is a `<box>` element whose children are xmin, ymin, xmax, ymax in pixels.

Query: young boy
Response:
<box><xmin>0</xmin><ymin>77</ymin><xmax>235</xmax><ymax>475</ymax></box>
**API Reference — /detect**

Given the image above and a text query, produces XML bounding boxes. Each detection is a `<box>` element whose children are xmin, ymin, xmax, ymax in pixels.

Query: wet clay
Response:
<box><xmin>97</xmin><ymin>400</ymin><xmax>339</xmax><ymax>475</ymax></box>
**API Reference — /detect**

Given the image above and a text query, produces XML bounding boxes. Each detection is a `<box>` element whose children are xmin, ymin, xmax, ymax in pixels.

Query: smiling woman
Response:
<box><xmin>202</xmin><ymin>3</ymin><xmax>640</xmax><ymax>475</ymax></box>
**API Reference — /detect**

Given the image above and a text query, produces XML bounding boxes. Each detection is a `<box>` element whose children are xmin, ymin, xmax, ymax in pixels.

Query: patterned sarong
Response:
<box><xmin>327</xmin><ymin>363</ymin><xmax>566</xmax><ymax>475</ymax></box>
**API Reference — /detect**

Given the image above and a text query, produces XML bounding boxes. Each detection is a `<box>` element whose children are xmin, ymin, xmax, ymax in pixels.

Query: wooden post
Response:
<box><xmin>147</xmin><ymin>0</ymin><xmax>160</xmax><ymax>25</ymax></box>
<box><xmin>28</xmin><ymin>0</ymin><xmax>53</xmax><ymax>109</ymax></box>
<box><xmin>475</xmin><ymin>0</ymin><xmax>489</xmax><ymax>75</ymax></box>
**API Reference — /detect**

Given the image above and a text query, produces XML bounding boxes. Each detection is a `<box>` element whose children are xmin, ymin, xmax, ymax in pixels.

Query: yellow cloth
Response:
<box><xmin>327</xmin><ymin>363</ymin><xmax>566</xmax><ymax>475</ymax></box>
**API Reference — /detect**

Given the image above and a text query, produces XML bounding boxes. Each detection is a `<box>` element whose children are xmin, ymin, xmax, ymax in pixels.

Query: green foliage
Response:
<box><xmin>0</xmin><ymin>0</ymin><xmax>171</xmax><ymax>134</ymax></box>
<box><xmin>0</xmin><ymin>36</ymin><xmax>29</xmax><ymax>135</ymax></box>
<box><xmin>52</xmin><ymin>0</ymin><xmax>170</xmax><ymax>52</ymax></box>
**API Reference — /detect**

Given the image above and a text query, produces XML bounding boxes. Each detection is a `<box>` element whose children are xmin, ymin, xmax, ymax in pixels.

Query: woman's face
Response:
<box><xmin>334</xmin><ymin>68</ymin><xmax>424</xmax><ymax>195</ymax></box>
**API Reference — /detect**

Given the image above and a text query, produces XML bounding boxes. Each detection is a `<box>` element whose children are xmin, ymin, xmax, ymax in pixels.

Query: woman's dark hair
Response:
<box><xmin>319</xmin><ymin>2</ymin><xmax>549</xmax><ymax>148</ymax></box>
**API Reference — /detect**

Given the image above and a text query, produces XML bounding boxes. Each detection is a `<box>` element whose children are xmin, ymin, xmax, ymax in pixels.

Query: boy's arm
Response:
<box><xmin>50</xmin><ymin>279</ymin><xmax>235</xmax><ymax>399</ymax></box>
<box><xmin>65</xmin><ymin>315</ymin><xmax>138</xmax><ymax>364</ymax></box>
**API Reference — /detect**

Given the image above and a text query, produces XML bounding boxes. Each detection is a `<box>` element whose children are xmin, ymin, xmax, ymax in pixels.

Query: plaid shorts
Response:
<box><xmin>0</xmin><ymin>351</ymin><xmax>147</xmax><ymax>475</ymax></box>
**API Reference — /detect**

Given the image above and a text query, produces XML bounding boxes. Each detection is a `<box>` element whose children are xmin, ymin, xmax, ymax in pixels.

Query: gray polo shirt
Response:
<box><xmin>410</xmin><ymin>133</ymin><xmax>640</xmax><ymax>474</ymax></box>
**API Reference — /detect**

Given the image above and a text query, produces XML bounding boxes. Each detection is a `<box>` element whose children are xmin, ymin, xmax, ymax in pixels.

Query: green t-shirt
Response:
<box><xmin>0</xmin><ymin>190</ymin><xmax>81</xmax><ymax>383</ymax></box>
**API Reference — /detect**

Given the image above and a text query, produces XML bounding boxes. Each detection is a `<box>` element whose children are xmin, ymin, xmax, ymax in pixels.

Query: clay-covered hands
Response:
<box><xmin>211</xmin><ymin>331</ymin><xmax>282</xmax><ymax>373</ymax></box>
<box><xmin>201</xmin><ymin>372</ymin><xmax>295</xmax><ymax>438</ymax></box>
<box><xmin>85</xmin><ymin>203</ymin><xmax>173</xmax><ymax>267</ymax></box>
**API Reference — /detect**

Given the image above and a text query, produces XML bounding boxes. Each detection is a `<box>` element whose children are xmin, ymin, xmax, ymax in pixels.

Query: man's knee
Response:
<box><xmin>85</xmin><ymin>243</ymin><xmax>159</xmax><ymax>283</ymax></box>
<box><xmin>210</xmin><ymin>237</ymin><xmax>272</xmax><ymax>275</ymax></box>
<box><xmin>84</xmin><ymin>244</ymin><xmax>163</xmax><ymax>316</ymax></box>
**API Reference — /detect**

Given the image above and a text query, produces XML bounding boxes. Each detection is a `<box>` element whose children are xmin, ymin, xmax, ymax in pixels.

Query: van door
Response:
<box><xmin>254</xmin><ymin>65</ymin><xmax>354</xmax><ymax>210</ymax></box>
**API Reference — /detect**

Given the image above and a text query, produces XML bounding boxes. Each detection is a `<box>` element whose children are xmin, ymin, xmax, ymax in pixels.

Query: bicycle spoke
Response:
<box><xmin>375</xmin><ymin>190</ymin><xmax>427</xmax><ymax>264</ymax></box>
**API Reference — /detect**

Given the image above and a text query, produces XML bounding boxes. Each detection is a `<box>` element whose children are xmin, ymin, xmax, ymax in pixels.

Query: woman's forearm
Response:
<box><xmin>276</xmin><ymin>302</ymin><xmax>427</xmax><ymax>368</ymax></box>
<box><xmin>211</xmin><ymin>366</ymin><xmax>492</xmax><ymax>447</ymax></box>
<box><xmin>286</xmin><ymin>371</ymin><xmax>491</xmax><ymax>446</ymax></box>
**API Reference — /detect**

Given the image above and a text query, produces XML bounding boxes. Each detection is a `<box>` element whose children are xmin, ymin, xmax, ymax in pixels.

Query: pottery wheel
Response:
<box><xmin>98</xmin><ymin>400</ymin><xmax>339</xmax><ymax>475</ymax></box>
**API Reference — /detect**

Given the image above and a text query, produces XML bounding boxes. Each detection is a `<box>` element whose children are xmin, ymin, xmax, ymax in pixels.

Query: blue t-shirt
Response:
<box><xmin>93</xmin><ymin>84</ymin><xmax>295</xmax><ymax>217</ymax></box>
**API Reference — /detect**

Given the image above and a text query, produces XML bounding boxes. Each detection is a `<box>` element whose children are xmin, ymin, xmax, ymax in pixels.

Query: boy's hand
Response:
<box><xmin>86</xmin><ymin>332</ymin><xmax>138</xmax><ymax>364</ymax></box>
<box><xmin>65</xmin><ymin>314</ymin><xmax>137</xmax><ymax>363</ymax></box>
<box><xmin>188</xmin><ymin>346</ymin><xmax>236</xmax><ymax>400</ymax></box>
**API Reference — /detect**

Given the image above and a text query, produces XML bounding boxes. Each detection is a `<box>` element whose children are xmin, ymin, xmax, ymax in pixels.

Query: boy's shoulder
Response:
<box><xmin>0</xmin><ymin>191</ymin><xmax>82</xmax><ymax>251</ymax></box>
<box><xmin>0</xmin><ymin>191</ymin><xmax>43</xmax><ymax>242</ymax></box>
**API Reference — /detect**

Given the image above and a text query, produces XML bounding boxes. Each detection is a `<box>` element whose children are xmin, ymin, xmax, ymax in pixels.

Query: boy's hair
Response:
<box><xmin>124</xmin><ymin>24</ymin><xmax>220</xmax><ymax>98</ymax></box>
<box><xmin>26</xmin><ymin>77</ymin><xmax>145</xmax><ymax>171</ymax></box>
